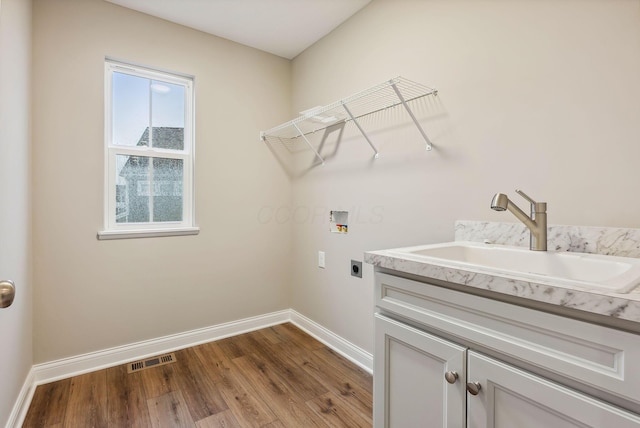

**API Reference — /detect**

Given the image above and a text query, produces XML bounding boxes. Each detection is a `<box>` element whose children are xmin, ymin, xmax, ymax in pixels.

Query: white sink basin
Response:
<box><xmin>388</xmin><ymin>241</ymin><xmax>640</xmax><ymax>293</ymax></box>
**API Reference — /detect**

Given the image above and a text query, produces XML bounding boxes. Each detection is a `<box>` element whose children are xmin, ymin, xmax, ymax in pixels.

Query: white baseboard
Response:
<box><xmin>32</xmin><ymin>309</ymin><xmax>290</xmax><ymax>385</ymax></box>
<box><xmin>9</xmin><ymin>308</ymin><xmax>372</xmax><ymax>427</ymax></box>
<box><xmin>290</xmin><ymin>310</ymin><xmax>373</xmax><ymax>374</ymax></box>
<box><xmin>5</xmin><ymin>368</ymin><xmax>35</xmax><ymax>428</ymax></box>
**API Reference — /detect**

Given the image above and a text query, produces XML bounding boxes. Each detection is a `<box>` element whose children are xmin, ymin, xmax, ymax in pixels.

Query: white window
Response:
<box><xmin>99</xmin><ymin>59</ymin><xmax>198</xmax><ymax>239</ymax></box>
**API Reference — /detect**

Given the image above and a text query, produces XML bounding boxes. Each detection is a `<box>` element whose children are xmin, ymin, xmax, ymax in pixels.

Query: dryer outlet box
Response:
<box><xmin>351</xmin><ymin>260</ymin><xmax>362</xmax><ymax>278</ymax></box>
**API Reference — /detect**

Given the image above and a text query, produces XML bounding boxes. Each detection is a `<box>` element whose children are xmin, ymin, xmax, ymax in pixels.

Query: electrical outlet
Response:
<box><xmin>351</xmin><ymin>260</ymin><xmax>362</xmax><ymax>278</ymax></box>
<box><xmin>318</xmin><ymin>251</ymin><xmax>326</xmax><ymax>269</ymax></box>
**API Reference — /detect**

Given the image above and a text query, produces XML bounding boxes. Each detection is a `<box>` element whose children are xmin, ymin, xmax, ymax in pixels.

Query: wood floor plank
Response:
<box><xmin>195</xmin><ymin>409</ymin><xmax>242</xmax><ymax>427</ymax></box>
<box><xmin>171</xmin><ymin>348</ymin><xmax>228</xmax><ymax>421</ymax></box>
<box><xmin>192</xmin><ymin>340</ymin><xmax>232</xmax><ymax>366</ymax></box>
<box><xmin>221</xmin><ymin>332</ymin><xmax>260</xmax><ymax>358</ymax></box>
<box><xmin>275</xmin><ymin>323</ymin><xmax>325</xmax><ymax>350</ymax></box>
<box><xmin>139</xmin><ymin>363</ymin><xmax>179</xmax><ymax>399</ymax></box>
<box><xmin>237</xmin><ymin>330</ymin><xmax>330</xmax><ymax>404</ymax></box>
<box><xmin>106</xmin><ymin>364</ymin><xmax>152</xmax><ymax>427</ymax></box>
<box><xmin>274</xmin><ymin>341</ymin><xmax>373</xmax><ymax>423</ymax></box>
<box><xmin>245</xmin><ymin>329</ymin><xmax>280</xmax><ymax>349</ymax></box>
<box><xmin>219</xmin><ymin>330</ymin><xmax>277</xmax><ymax>360</ymax></box>
<box><xmin>23</xmin><ymin>379</ymin><xmax>70</xmax><ymax>427</ymax></box>
<box><xmin>268</xmin><ymin>335</ymin><xmax>314</xmax><ymax>367</ymax></box>
<box><xmin>147</xmin><ymin>390</ymin><xmax>195</xmax><ymax>428</ymax></box>
<box><xmin>313</xmin><ymin>347</ymin><xmax>373</xmax><ymax>394</ymax></box>
<box><xmin>231</xmin><ymin>355</ymin><xmax>326</xmax><ymax>428</ymax></box>
<box><xmin>189</xmin><ymin>342</ymin><xmax>227</xmax><ymax>379</ymax></box>
<box><xmin>260</xmin><ymin>325</ymin><xmax>292</xmax><ymax>344</ymax></box>
<box><xmin>306</xmin><ymin>392</ymin><xmax>371</xmax><ymax>428</ymax></box>
<box><xmin>260</xmin><ymin>421</ymin><xmax>287</xmax><ymax>428</ymax></box>
<box><xmin>246</xmin><ymin>350</ymin><xmax>329</xmax><ymax>403</ymax></box>
<box><xmin>230</xmin><ymin>354</ymin><xmax>290</xmax><ymax>399</ymax></box>
<box><xmin>256</xmin><ymin>326</ymin><xmax>284</xmax><ymax>345</ymax></box>
<box><xmin>216</xmin><ymin>335</ymin><xmax>245</xmax><ymax>360</ymax></box>
<box><xmin>63</xmin><ymin>370</ymin><xmax>108</xmax><ymax>428</ymax></box>
<box><xmin>192</xmin><ymin>347</ymin><xmax>277</xmax><ymax>428</ymax></box>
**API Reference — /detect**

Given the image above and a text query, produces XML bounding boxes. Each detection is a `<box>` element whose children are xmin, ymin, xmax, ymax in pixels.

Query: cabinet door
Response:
<box><xmin>467</xmin><ymin>351</ymin><xmax>640</xmax><ymax>428</ymax></box>
<box><xmin>374</xmin><ymin>314</ymin><xmax>466</xmax><ymax>428</ymax></box>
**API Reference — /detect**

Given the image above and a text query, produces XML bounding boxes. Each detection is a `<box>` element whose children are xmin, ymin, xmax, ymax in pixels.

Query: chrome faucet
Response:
<box><xmin>490</xmin><ymin>189</ymin><xmax>547</xmax><ymax>251</ymax></box>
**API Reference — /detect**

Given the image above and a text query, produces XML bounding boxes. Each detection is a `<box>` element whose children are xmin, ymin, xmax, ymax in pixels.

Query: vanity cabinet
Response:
<box><xmin>374</xmin><ymin>272</ymin><xmax>640</xmax><ymax>428</ymax></box>
<box><xmin>466</xmin><ymin>351</ymin><xmax>640</xmax><ymax>428</ymax></box>
<box><xmin>374</xmin><ymin>314</ymin><xmax>466</xmax><ymax>427</ymax></box>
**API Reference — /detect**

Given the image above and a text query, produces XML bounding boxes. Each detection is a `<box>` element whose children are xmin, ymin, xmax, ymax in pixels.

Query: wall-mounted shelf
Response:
<box><xmin>260</xmin><ymin>76</ymin><xmax>438</xmax><ymax>165</ymax></box>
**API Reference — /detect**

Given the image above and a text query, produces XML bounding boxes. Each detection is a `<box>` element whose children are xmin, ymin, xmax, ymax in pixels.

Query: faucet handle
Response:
<box><xmin>515</xmin><ymin>189</ymin><xmax>537</xmax><ymax>205</ymax></box>
<box><xmin>516</xmin><ymin>189</ymin><xmax>546</xmax><ymax>213</ymax></box>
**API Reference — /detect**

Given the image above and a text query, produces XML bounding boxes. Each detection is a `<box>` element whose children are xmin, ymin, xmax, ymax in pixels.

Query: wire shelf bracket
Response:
<box><xmin>391</xmin><ymin>82</ymin><xmax>433</xmax><ymax>151</ymax></box>
<box><xmin>293</xmin><ymin>122</ymin><xmax>325</xmax><ymax>165</ymax></box>
<box><xmin>260</xmin><ymin>76</ymin><xmax>438</xmax><ymax>163</ymax></box>
<box><xmin>342</xmin><ymin>102</ymin><xmax>379</xmax><ymax>159</ymax></box>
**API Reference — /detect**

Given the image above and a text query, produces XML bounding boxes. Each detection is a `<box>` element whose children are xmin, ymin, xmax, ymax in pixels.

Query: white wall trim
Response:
<box><xmin>9</xmin><ymin>309</ymin><xmax>372</xmax><ymax>427</ymax></box>
<box><xmin>32</xmin><ymin>309</ymin><xmax>290</xmax><ymax>385</ymax></box>
<box><xmin>290</xmin><ymin>310</ymin><xmax>373</xmax><ymax>374</ymax></box>
<box><xmin>5</xmin><ymin>368</ymin><xmax>35</xmax><ymax>428</ymax></box>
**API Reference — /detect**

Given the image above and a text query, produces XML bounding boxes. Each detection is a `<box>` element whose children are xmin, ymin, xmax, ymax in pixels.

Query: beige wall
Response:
<box><xmin>290</xmin><ymin>0</ymin><xmax>640</xmax><ymax>353</ymax></box>
<box><xmin>0</xmin><ymin>0</ymin><xmax>33</xmax><ymax>423</ymax></box>
<box><xmin>32</xmin><ymin>0</ymin><xmax>292</xmax><ymax>363</ymax></box>
<box><xmin>29</xmin><ymin>0</ymin><xmax>640</xmax><ymax>366</ymax></box>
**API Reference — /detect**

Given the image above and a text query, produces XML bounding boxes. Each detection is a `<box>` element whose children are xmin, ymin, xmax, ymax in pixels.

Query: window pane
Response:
<box><xmin>112</xmin><ymin>72</ymin><xmax>150</xmax><ymax>147</ymax></box>
<box><xmin>116</xmin><ymin>154</ymin><xmax>150</xmax><ymax>223</ymax></box>
<box><xmin>106</xmin><ymin>61</ymin><xmax>194</xmax><ymax>234</ymax></box>
<box><xmin>153</xmin><ymin>158</ymin><xmax>183</xmax><ymax>222</ymax></box>
<box><xmin>151</xmin><ymin>80</ymin><xmax>185</xmax><ymax>150</ymax></box>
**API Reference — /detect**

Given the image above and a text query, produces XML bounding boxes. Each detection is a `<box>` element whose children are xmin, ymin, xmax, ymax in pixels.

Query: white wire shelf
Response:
<box><xmin>260</xmin><ymin>76</ymin><xmax>438</xmax><ymax>164</ymax></box>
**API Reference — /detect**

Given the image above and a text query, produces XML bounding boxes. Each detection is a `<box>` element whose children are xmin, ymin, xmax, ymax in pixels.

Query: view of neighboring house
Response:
<box><xmin>116</xmin><ymin>127</ymin><xmax>184</xmax><ymax>223</ymax></box>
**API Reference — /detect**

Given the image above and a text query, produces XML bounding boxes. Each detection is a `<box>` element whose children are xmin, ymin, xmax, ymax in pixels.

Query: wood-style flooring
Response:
<box><xmin>23</xmin><ymin>323</ymin><xmax>373</xmax><ymax>427</ymax></box>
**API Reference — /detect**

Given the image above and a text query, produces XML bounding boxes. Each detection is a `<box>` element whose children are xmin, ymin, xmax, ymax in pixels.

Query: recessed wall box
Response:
<box><xmin>330</xmin><ymin>211</ymin><xmax>348</xmax><ymax>234</ymax></box>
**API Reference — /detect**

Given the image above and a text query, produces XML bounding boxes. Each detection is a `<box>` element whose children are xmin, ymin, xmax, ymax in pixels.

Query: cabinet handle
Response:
<box><xmin>466</xmin><ymin>382</ymin><xmax>482</xmax><ymax>395</ymax></box>
<box><xmin>444</xmin><ymin>371</ymin><xmax>459</xmax><ymax>384</ymax></box>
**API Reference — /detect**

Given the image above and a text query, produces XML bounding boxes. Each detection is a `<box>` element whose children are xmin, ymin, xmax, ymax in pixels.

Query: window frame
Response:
<box><xmin>98</xmin><ymin>59</ymin><xmax>198</xmax><ymax>240</ymax></box>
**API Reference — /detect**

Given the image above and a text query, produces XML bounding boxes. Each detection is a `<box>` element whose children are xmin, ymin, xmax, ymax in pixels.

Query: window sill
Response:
<box><xmin>97</xmin><ymin>227</ymin><xmax>200</xmax><ymax>240</ymax></box>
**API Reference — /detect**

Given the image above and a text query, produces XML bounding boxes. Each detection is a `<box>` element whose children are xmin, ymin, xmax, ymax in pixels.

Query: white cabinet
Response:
<box><xmin>374</xmin><ymin>314</ymin><xmax>466</xmax><ymax>427</ymax></box>
<box><xmin>467</xmin><ymin>351</ymin><xmax>640</xmax><ymax>428</ymax></box>
<box><xmin>373</xmin><ymin>272</ymin><xmax>640</xmax><ymax>428</ymax></box>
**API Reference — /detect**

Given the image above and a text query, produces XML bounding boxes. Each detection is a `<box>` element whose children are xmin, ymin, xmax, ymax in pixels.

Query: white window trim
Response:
<box><xmin>97</xmin><ymin>227</ymin><xmax>200</xmax><ymax>240</ymax></box>
<box><xmin>98</xmin><ymin>59</ymin><xmax>198</xmax><ymax>240</ymax></box>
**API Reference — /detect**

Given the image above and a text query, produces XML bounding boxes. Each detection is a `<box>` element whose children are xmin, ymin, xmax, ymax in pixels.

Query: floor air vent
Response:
<box><xmin>127</xmin><ymin>352</ymin><xmax>176</xmax><ymax>373</ymax></box>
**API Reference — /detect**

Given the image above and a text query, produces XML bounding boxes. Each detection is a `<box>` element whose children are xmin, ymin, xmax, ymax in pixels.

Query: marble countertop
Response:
<box><xmin>365</xmin><ymin>221</ymin><xmax>640</xmax><ymax>324</ymax></box>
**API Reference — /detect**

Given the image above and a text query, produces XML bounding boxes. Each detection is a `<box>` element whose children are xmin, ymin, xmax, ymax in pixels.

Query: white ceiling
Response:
<box><xmin>105</xmin><ymin>0</ymin><xmax>372</xmax><ymax>59</ymax></box>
